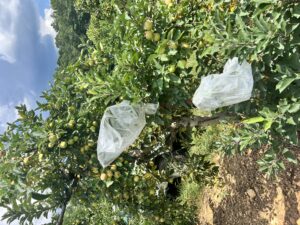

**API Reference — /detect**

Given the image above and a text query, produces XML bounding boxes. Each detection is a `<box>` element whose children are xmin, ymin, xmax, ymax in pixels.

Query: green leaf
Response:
<box><xmin>186</xmin><ymin>51</ymin><xmax>198</xmax><ymax>68</ymax></box>
<box><xmin>31</xmin><ymin>192</ymin><xmax>51</xmax><ymax>201</ymax></box>
<box><xmin>159</xmin><ymin>54</ymin><xmax>169</xmax><ymax>62</ymax></box>
<box><xmin>105</xmin><ymin>180</ymin><xmax>114</xmax><ymax>188</ymax></box>
<box><xmin>263</xmin><ymin>120</ymin><xmax>273</xmax><ymax>131</ymax></box>
<box><xmin>283</xmin><ymin>149</ymin><xmax>298</xmax><ymax>164</ymax></box>
<box><xmin>286</xmin><ymin>117</ymin><xmax>296</xmax><ymax>125</ymax></box>
<box><xmin>177</xmin><ymin>60</ymin><xmax>186</xmax><ymax>69</ymax></box>
<box><xmin>276</xmin><ymin>77</ymin><xmax>296</xmax><ymax>93</ymax></box>
<box><xmin>292</xmin><ymin>4</ymin><xmax>300</xmax><ymax>18</ymax></box>
<box><xmin>288</xmin><ymin>102</ymin><xmax>300</xmax><ymax>113</ymax></box>
<box><xmin>243</xmin><ymin>116</ymin><xmax>265</xmax><ymax>124</ymax></box>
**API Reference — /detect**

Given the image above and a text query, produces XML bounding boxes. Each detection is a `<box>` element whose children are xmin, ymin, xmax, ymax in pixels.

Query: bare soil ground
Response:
<box><xmin>198</xmin><ymin>149</ymin><xmax>300</xmax><ymax>225</ymax></box>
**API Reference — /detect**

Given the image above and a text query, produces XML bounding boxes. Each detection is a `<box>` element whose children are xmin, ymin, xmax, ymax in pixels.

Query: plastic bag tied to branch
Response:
<box><xmin>97</xmin><ymin>101</ymin><xmax>159</xmax><ymax>168</ymax></box>
<box><xmin>192</xmin><ymin>57</ymin><xmax>254</xmax><ymax>111</ymax></box>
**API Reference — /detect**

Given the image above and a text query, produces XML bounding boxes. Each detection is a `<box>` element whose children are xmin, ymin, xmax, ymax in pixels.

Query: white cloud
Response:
<box><xmin>39</xmin><ymin>8</ymin><xmax>57</xmax><ymax>42</ymax></box>
<box><xmin>0</xmin><ymin>103</ymin><xmax>18</xmax><ymax>131</ymax></box>
<box><xmin>0</xmin><ymin>0</ymin><xmax>19</xmax><ymax>63</ymax></box>
<box><xmin>0</xmin><ymin>95</ymin><xmax>36</xmax><ymax>133</ymax></box>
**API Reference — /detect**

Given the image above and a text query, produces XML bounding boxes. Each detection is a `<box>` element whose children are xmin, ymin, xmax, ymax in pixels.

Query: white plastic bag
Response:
<box><xmin>97</xmin><ymin>101</ymin><xmax>159</xmax><ymax>168</ymax></box>
<box><xmin>192</xmin><ymin>57</ymin><xmax>253</xmax><ymax>111</ymax></box>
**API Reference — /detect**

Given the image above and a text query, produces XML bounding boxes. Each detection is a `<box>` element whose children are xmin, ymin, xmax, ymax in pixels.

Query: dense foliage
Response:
<box><xmin>0</xmin><ymin>0</ymin><xmax>299</xmax><ymax>224</ymax></box>
<box><xmin>51</xmin><ymin>0</ymin><xmax>90</xmax><ymax>66</ymax></box>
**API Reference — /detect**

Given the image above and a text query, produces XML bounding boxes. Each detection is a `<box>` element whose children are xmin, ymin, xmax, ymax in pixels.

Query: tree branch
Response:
<box><xmin>174</xmin><ymin>112</ymin><xmax>229</xmax><ymax>128</ymax></box>
<box><xmin>56</xmin><ymin>177</ymin><xmax>78</xmax><ymax>225</ymax></box>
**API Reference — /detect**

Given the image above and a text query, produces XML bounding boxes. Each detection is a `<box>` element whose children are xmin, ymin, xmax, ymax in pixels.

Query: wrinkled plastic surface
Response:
<box><xmin>192</xmin><ymin>57</ymin><xmax>253</xmax><ymax>111</ymax></box>
<box><xmin>97</xmin><ymin>101</ymin><xmax>159</xmax><ymax>168</ymax></box>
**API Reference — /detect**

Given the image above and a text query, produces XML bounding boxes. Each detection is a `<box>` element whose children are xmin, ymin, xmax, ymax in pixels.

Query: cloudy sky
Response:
<box><xmin>0</xmin><ymin>0</ymin><xmax>57</xmax><ymax>133</ymax></box>
<box><xmin>0</xmin><ymin>0</ymin><xmax>57</xmax><ymax>223</ymax></box>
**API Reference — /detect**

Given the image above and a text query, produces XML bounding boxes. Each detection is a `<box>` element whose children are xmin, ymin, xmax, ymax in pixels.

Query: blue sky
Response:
<box><xmin>0</xmin><ymin>0</ymin><xmax>57</xmax><ymax>133</ymax></box>
<box><xmin>0</xmin><ymin>1</ymin><xmax>58</xmax><ymax>223</ymax></box>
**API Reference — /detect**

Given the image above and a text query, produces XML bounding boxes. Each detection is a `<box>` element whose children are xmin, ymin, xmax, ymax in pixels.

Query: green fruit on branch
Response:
<box><xmin>91</xmin><ymin>167</ymin><xmax>99</xmax><ymax>174</ymax></box>
<box><xmin>48</xmin><ymin>142</ymin><xmax>54</xmax><ymax>148</ymax></box>
<box><xmin>149</xmin><ymin>189</ymin><xmax>155</xmax><ymax>196</ymax></box>
<box><xmin>107</xmin><ymin>170</ymin><xmax>113</xmax><ymax>178</ymax></box>
<box><xmin>100</xmin><ymin>173</ymin><xmax>107</xmax><ymax>181</ymax></box>
<box><xmin>114</xmin><ymin>171</ymin><xmax>121</xmax><ymax>179</ymax></box>
<box><xmin>48</xmin><ymin>133</ymin><xmax>57</xmax><ymax>143</ymax></box>
<box><xmin>59</xmin><ymin>141</ymin><xmax>67</xmax><ymax>149</ymax></box>
<box><xmin>123</xmin><ymin>192</ymin><xmax>129</xmax><ymax>200</ymax></box>
<box><xmin>68</xmin><ymin>106</ymin><xmax>76</xmax><ymax>112</ymax></box>
<box><xmin>73</xmin><ymin>136</ymin><xmax>79</xmax><ymax>142</ymax></box>
<box><xmin>38</xmin><ymin>153</ymin><xmax>43</xmax><ymax>162</ymax></box>
<box><xmin>153</xmin><ymin>33</ymin><xmax>161</xmax><ymax>42</ymax></box>
<box><xmin>168</xmin><ymin>65</ymin><xmax>176</xmax><ymax>73</ymax></box>
<box><xmin>23</xmin><ymin>157</ymin><xmax>30</xmax><ymax>165</ymax></box>
<box><xmin>164</xmin><ymin>0</ymin><xmax>173</xmax><ymax>6</ymax></box>
<box><xmin>102</xmin><ymin>58</ymin><xmax>109</xmax><ymax>64</ymax></box>
<box><xmin>90</xmin><ymin>126</ymin><xmax>96</xmax><ymax>133</ymax></box>
<box><xmin>111</xmin><ymin>164</ymin><xmax>117</xmax><ymax>171</ymax></box>
<box><xmin>68</xmin><ymin>139</ymin><xmax>75</xmax><ymax>145</ymax></box>
<box><xmin>181</xmin><ymin>42</ymin><xmax>190</xmax><ymax>49</ymax></box>
<box><xmin>88</xmin><ymin>140</ymin><xmax>95</xmax><ymax>147</ymax></box>
<box><xmin>68</xmin><ymin>120</ymin><xmax>76</xmax><ymax>129</ymax></box>
<box><xmin>168</xmin><ymin>41</ymin><xmax>178</xmax><ymax>49</ymax></box>
<box><xmin>145</xmin><ymin>31</ymin><xmax>154</xmax><ymax>40</ymax></box>
<box><xmin>144</xmin><ymin>19</ymin><xmax>153</xmax><ymax>30</ymax></box>
<box><xmin>133</xmin><ymin>176</ymin><xmax>140</xmax><ymax>182</ymax></box>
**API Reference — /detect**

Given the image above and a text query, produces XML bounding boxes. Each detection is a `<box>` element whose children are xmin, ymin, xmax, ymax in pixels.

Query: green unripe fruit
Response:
<box><xmin>145</xmin><ymin>31</ymin><xmax>154</xmax><ymax>40</ymax></box>
<box><xmin>68</xmin><ymin>120</ymin><xmax>76</xmax><ymax>129</ymax></box>
<box><xmin>48</xmin><ymin>134</ymin><xmax>57</xmax><ymax>143</ymax></box>
<box><xmin>168</xmin><ymin>65</ymin><xmax>176</xmax><ymax>73</ymax></box>
<box><xmin>153</xmin><ymin>33</ymin><xmax>161</xmax><ymax>42</ymax></box>
<box><xmin>90</xmin><ymin>126</ymin><xmax>96</xmax><ymax>133</ymax></box>
<box><xmin>48</xmin><ymin>142</ymin><xmax>54</xmax><ymax>148</ymax></box>
<box><xmin>111</xmin><ymin>164</ymin><xmax>117</xmax><ymax>171</ymax></box>
<box><xmin>123</xmin><ymin>192</ymin><xmax>129</xmax><ymax>200</ymax></box>
<box><xmin>92</xmin><ymin>121</ymin><xmax>97</xmax><ymax>126</ymax></box>
<box><xmin>107</xmin><ymin>170</ymin><xmax>113</xmax><ymax>178</ymax></box>
<box><xmin>100</xmin><ymin>173</ymin><xmax>107</xmax><ymax>181</ymax></box>
<box><xmin>181</xmin><ymin>42</ymin><xmax>190</xmax><ymax>48</ymax></box>
<box><xmin>177</xmin><ymin>59</ymin><xmax>187</xmax><ymax>69</ymax></box>
<box><xmin>164</xmin><ymin>0</ymin><xmax>173</xmax><ymax>6</ymax></box>
<box><xmin>144</xmin><ymin>20</ymin><xmax>153</xmax><ymax>30</ymax></box>
<box><xmin>59</xmin><ymin>141</ymin><xmax>67</xmax><ymax>149</ymax></box>
<box><xmin>114</xmin><ymin>171</ymin><xmax>121</xmax><ymax>179</ymax></box>
<box><xmin>88</xmin><ymin>140</ymin><xmax>95</xmax><ymax>147</ymax></box>
<box><xmin>134</xmin><ymin>176</ymin><xmax>140</xmax><ymax>182</ymax></box>
<box><xmin>149</xmin><ymin>189</ymin><xmax>155</xmax><ymax>195</ymax></box>
<box><xmin>168</xmin><ymin>41</ymin><xmax>178</xmax><ymax>49</ymax></box>
<box><xmin>73</xmin><ymin>136</ymin><xmax>79</xmax><ymax>142</ymax></box>
<box><xmin>68</xmin><ymin>106</ymin><xmax>76</xmax><ymax>112</ymax></box>
<box><xmin>84</xmin><ymin>145</ymin><xmax>90</xmax><ymax>151</ymax></box>
<box><xmin>80</xmin><ymin>147</ymin><xmax>85</xmax><ymax>153</ymax></box>
<box><xmin>68</xmin><ymin>139</ymin><xmax>74</xmax><ymax>145</ymax></box>
<box><xmin>23</xmin><ymin>157</ymin><xmax>30</xmax><ymax>165</ymax></box>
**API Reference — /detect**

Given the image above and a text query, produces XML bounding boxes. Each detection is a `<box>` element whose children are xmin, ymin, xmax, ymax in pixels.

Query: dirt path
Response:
<box><xmin>198</xmin><ymin>149</ymin><xmax>300</xmax><ymax>225</ymax></box>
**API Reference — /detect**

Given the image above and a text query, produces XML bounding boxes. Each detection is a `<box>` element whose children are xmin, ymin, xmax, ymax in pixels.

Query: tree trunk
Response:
<box><xmin>56</xmin><ymin>203</ymin><xmax>67</xmax><ymax>225</ymax></box>
<box><xmin>56</xmin><ymin>177</ymin><xmax>78</xmax><ymax>225</ymax></box>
